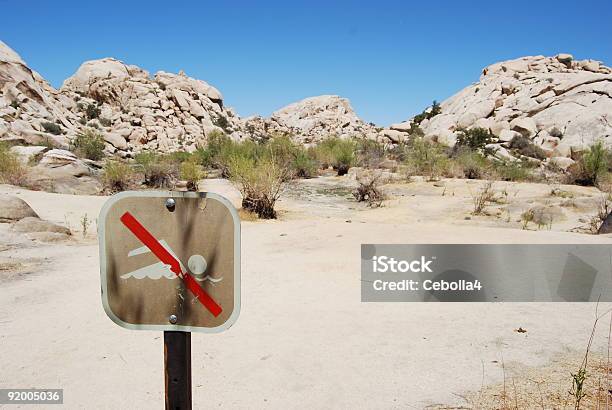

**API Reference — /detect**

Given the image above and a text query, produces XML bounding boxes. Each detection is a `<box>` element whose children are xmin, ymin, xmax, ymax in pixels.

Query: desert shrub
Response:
<box><xmin>229</xmin><ymin>155</ymin><xmax>289</xmax><ymax>219</ymax></box>
<box><xmin>41</xmin><ymin>121</ymin><xmax>63</xmax><ymax>135</ymax></box>
<box><xmin>102</xmin><ymin>160</ymin><xmax>134</xmax><ymax>192</ymax></box>
<box><xmin>452</xmin><ymin>149</ymin><xmax>491</xmax><ymax>179</ymax></box>
<box><xmin>405</xmin><ymin>137</ymin><xmax>449</xmax><ymax>181</ymax></box>
<box><xmin>292</xmin><ymin>150</ymin><xmax>317</xmax><ymax>178</ymax></box>
<box><xmin>213</xmin><ymin>115</ymin><xmax>229</xmax><ymax>131</ymax></box>
<box><xmin>507</xmin><ymin>135</ymin><xmax>547</xmax><ymax>160</ymax></box>
<box><xmin>167</xmin><ymin>151</ymin><xmax>193</xmax><ymax>164</ymax></box>
<box><xmin>180</xmin><ymin>158</ymin><xmax>204</xmax><ymax>191</ymax></box>
<box><xmin>85</xmin><ymin>103</ymin><xmax>101</xmax><ymax>120</ymax></box>
<box><xmin>0</xmin><ymin>142</ymin><xmax>28</xmax><ymax>186</ymax></box>
<box><xmin>332</xmin><ymin>140</ymin><xmax>356</xmax><ymax>175</ymax></box>
<box><xmin>199</xmin><ymin>131</ymin><xmax>262</xmax><ymax>177</ymax></box>
<box><xmin>355</xmin><ymin>138</ymin><xmax>386</xmax><ymax>168</ymax></box>
<box><xmin>572</xmin><ymin>141</ymin><xmax>609</xmax><ymax>186</ymax></box>
<box><xmin>134</xmin><ymin>152</ymin><xmax>177</xmax><ymax>188</ymax></box>
<box><xmin>353</xmin><ymin>171</ymin><xmax>385</xmax><ymax>207</ymax></box>
<box><xmin>492</xmin><ymin>160</ymin><xmax>533</xmax><ymax>182</ymax></box>
<box><xmin>471</xmin><ymin>181</ymin><xmax>496</xmax><ymax>215</ymax></box>
<box><xmin>412</xmin><ymin>100</ymin><xmax>441</xmax><ymax>125</ymax></box>
<box><xmin>311</xmin><ymin>138</ymin><xmax>357</xmax><ymax>175</ymax></box>
<box><xmin>407</xmin><ymin>123</ymin><xmax>425</xmax><ymax>138</ymax></box>
<box><xmin>70</xmin><ymin>128</ymin><xmax>106</xmax><ymax>160</ymax></box>
<box><xmin>455</xmin><ymin>127</ymin><xmax>495</xmax><ymax>153</ymax></box>
<box><xmin>522</xmin><ymin>206</ymin><xmax>554</xmax><ymax>230</ymax></box>
<box><xmin>387</xmin><ymin>141</ymin><xmax>410</xmax><ymax>162</ymax></box>
<box><xmin>99</xmin><ymin>117</ymin><xmax>112</xmax><ymax>127</ymax></box>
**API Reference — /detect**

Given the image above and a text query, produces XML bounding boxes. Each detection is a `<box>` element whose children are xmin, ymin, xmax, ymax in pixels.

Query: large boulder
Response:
<box><xmin>0</xmin><ymin>196</ymin><xmax>38</xmax><ymax>222</ymax></box>
<box><xmin>12</xmin><ymin>216</ymin><xmax>71</xmax><ymax>235</ymax></box>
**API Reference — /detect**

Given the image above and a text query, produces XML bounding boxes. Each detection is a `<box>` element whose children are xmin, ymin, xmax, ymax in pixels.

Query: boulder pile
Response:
<box><xmin>1</xmin><ymin>38</ymin><xmax>610</xmax><ymax>171</ymax></box>
<box><xmin>388</xmin><ymin>54</ymin><xmax>612</xmax><ymax>164</ymax></box>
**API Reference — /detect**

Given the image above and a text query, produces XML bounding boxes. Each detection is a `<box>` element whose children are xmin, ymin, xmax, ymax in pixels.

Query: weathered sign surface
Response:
<box><xmin>98</xmin><ymin>191</ymin><xmax>240</xmax><ymax>332</ymax></box>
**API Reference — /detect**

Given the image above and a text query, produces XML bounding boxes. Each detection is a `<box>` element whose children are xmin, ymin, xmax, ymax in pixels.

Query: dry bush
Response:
<box><xmin>471</xmin><ymin>181</ymin><xmax>496</xmax><ymax>215</ymax></box>
<box><xmin>589</xmin><ymin>194</ymin><xmax>612</xmax><ymax>234</ymax></box>
<box><xmin>353</xmin><ymin>171</ymin><xmax>386</xmax><ymax>207</ymax></box>
<box><xmin>0</xmin><ymin>142</ymin><xmax>29</xmax><ymax>186</ymax></box>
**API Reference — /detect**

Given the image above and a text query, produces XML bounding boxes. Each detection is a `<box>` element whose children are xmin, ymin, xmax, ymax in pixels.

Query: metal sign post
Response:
<box><xmin>164</xmin><ymin>331</ymin><xmax>191</xmax><ymax>409</ymax></box>
<box><xmin>98</xmin><ymin>191</ymin><xmax>241</xmax><ymax>409</ymax></box>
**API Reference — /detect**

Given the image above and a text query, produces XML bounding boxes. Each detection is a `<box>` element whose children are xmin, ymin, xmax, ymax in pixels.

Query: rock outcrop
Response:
<box><xmin>0</xmin><ymin>195</ymin><xmax>38</xmax><ymax>222</ymax></box>
<box><xmin>0</xmin><ymin>41</ymin><xmax>78</xmax><ymax>149</ymax></box>
<box><xmin>2</xmin><ymin>38</ymin><xmax>611</xmax><ymax>168</ymax></box>
<box><xmin>242</xmin><ymin>95</ymin><xmax>378</xmax><ymax>144</ymax></box>
<box><xmin>391</xmin><ymin>54</ymin><xmax>612</xmax><ymax>160</ymax></box>
<box><xmin>60</xmin><ymin>58</ymin><xmax>244</xmax><ymax>155</ymax></box>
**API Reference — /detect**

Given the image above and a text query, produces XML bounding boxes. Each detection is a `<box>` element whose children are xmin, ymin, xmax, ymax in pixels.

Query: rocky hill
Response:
<box><xmin>243</xmin><ymin>95</ymin><xmax>378</xmax><ymax>144</ymax></box>
<box><xmin>390</xmin><ymin>54</ymin><xmax>612</xmax><ymax>162</ymax></box>
<box><xmin>1</xmin><ymin>39</ymin><xmax>611</xmax><ymax>168</ymax></box>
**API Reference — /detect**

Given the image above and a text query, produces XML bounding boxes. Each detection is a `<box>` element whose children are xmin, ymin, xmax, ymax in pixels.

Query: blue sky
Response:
<box><xmin>2</xmin><ymin>0</ymin><xmax>610</xmax><ymax>125</ymax></box>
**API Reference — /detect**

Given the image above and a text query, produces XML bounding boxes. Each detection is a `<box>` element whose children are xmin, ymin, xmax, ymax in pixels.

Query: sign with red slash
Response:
<box><xmin>98</xmin><ymin>191</ymin><xmax>240</xmax><ymax>332</ymax></box>
<box><xmin>99</xmin><ymin>191</ymin><xmax>240</xmax><ymax>409</ymax></box>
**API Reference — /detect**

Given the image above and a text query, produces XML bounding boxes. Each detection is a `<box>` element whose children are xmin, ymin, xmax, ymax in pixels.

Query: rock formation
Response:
<box><xmin>390</xmin><ymin>54</ymin><xmax>612</xmax><ymax>162</ymax></box>
<box><xmin>1</xmin><ymin>38</ymin><xmax>611</xmax><ymax>169</ymax></box>
<box><xmin>243</xmin><ymin>95</ymin><xmax>378</xmax><ymax>144</ymax></box>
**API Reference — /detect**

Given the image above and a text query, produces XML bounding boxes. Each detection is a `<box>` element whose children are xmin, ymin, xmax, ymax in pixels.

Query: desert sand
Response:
<box><xmin>1</xmin><ymin>177</ymin><xmax>611</xmax><ymax>409</ymax></box>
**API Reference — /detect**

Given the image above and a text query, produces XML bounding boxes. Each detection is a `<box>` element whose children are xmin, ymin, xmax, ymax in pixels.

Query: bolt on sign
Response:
<box><xmin>98</xmin><ymin>191</ymin><xmax>240</xmax><ymax>332</ymax></box>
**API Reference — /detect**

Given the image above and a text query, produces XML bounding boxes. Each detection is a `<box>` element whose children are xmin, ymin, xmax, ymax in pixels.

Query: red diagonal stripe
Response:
<box><xmin>120</xmin><ymin>211</ymin><xmax>223</xmax><ymax>317</ymax></box>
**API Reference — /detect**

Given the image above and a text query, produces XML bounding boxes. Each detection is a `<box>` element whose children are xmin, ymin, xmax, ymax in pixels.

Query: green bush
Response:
<box><xmin>180</xmin><ymin>159</ymin><xmax>204</xmax><ymax>191</ymax></box>
<box><xmin>85</xmin><ymin>103</ymin><xmax>101</xmax><ymax>120</ymax></box>
<box><xmin>508</xmin><ymin>135</ymin><xmax>547</xmax><ymax>160</ymax></box>
<box><xmin>134</xmin><ymin>151</ymin><xmax>177</xmax><ymax>188</ymax></box>
<box><xmin>70</xmin><ymin>128</ymin><xmax>106</xmax><ymax>160</ymax></box>
<box><xmin>312</xmin><ymin>138</ymin><xmax>356</xmax><ymax>175</ymax></box>
<box><xmin>102</xmin><ymin>160</ymin><xmax>134</xmax><ymax>192</ymax></box>
<box><xmin>492</xmin><ymin>160</ymin><xmax>533</xmax><ymax>182</ymax></box>
<box><xmin>41</xmin><ymin>121</ymin><xmax>63</xmax><ymax>135</ymax></box>
<box><xmin>573</xmin><ymin>141</ymin><xmax>609</xmax><ymax>186</ymax></box>
<box><xmin>405</xmin><ymin>138</ymin><xmax>449</xmax><ymax>181</ymax></box>
<box><xmin>198</xmin><ymin>131</ymin><xmax>262</xmax><ymax>177</ymax></box>
<box><xmin>292</xmin><ymin>149</ymin><xmax>318</xmax><ymax>178</ymax></box>
<box><xmin>452</xmin><ymin>149</ymin><xmax>491</xmax><ymax>179</ymax></box>
<box><xmin>99</xmin><ymin>117</ymin><xmax>112</xmax><ymax>127</ymax></box>
<box><xmin>229</xmin><ymin>155</ymin><xmax>289</xmax><ymax>219</ymax></box>
<box><xmin>455</xmin><ymin>127</ymin><xmax>495</xmax><ymax>153</ymax></box>
<box><xmin>412</xmin><ymin>100</ymin><xmax>441</xmax><ymax>125</ymax></box>
<box><xmin>0</xmin><ymin>142</ymin><xmax>28</xmax><ymax>186</ymax></box>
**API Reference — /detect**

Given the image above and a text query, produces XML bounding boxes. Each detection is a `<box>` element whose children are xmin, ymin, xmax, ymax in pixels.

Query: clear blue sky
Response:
<box><xmin>2</xmin><ymin>0</ymin><xmax>610</xmax><ymax>125</ymax></box>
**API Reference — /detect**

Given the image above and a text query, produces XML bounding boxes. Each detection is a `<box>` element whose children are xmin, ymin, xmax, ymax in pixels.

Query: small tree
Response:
<box><xmin>454</xmin><ymin>127</ymin><xmax>495</xmax><ymax>153</ymax></box>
